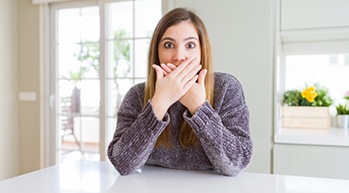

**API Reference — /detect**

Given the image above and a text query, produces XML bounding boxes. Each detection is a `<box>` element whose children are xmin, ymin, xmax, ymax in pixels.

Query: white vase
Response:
<box><xmin>336</xmin><ymin>115</ymin><xmax>349</xmax><ymax>129</ymax></box>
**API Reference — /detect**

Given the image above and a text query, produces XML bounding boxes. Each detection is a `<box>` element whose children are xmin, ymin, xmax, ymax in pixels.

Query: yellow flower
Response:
<box><xmin>302</xmin><ymin>87</ymin><xmax>318</xmax><ymax>103</ymax></box>
<box><xmin>301</xmin><ymin>90</ymin><xmax>308</xmax><ymax>98</ymax></box>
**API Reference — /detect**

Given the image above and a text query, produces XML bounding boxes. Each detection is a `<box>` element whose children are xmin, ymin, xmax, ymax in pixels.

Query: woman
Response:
<box><xmin>107</xmin><ymin>8</ymin><xmax>253</xmax><ymax>176</ymax></box>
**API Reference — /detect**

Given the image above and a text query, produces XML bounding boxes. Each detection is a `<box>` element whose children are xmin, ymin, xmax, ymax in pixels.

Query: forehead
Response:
<box><xmin>162</xmin><ymin>21</ymin><xmax>198</xmax><ymax>39</ymax></box>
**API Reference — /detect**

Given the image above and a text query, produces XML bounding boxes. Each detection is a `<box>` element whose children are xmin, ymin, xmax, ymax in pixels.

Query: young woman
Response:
<box><xmin>107</xmin><ymin>8</ymin><xmax>253</xmax><ymax>177</ymax></box>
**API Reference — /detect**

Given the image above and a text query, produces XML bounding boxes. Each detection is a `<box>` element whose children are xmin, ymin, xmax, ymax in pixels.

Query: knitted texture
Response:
<box><xmin>107</xmin><ymin>72</ymin><xmax>253</xmax><ymax>176</ymax></box>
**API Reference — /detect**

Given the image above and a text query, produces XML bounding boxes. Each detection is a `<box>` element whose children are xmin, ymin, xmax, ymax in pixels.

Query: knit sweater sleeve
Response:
<box><xmin>183</xmin><ymin>75</ymin><xmax>252</xmax><ymax>176</ymax></box>
<box><xmin>107</xmin><ymin>84</ymin><xmax>170</xmax><ymax>175</ymax></box>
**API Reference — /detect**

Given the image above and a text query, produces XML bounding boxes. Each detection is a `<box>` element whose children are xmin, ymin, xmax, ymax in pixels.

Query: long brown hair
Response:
<box><xmin>144</xmin><ymin>8</ymin><xmax>214</xmax><ymax>148</ymax></box>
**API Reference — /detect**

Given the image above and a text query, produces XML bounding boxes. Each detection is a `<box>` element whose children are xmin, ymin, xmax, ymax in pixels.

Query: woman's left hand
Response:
<box><xmin>161</xmin><ymin>63</ymin><xmax>207</xmax><ymax>115</ymax></box>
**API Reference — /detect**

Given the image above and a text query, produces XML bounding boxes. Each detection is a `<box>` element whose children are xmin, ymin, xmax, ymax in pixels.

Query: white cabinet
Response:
<box><xmin>281</xmin><ymin>0</ymin><xmax>349</xmax><ymax>30</ymax></box>
<box><xmin>280</xmin><ymin>0</ymin><xmax>349</xmax><ymax>42</ymax></box>
<box><xmin>274</xmin><ymin>144</ymin><xmax>349</xmax><ymax>180</ymax></box>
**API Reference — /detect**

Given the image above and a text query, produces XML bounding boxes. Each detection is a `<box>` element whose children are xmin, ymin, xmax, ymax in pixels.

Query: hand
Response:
<box><xmin>151</xmin><ymin>57</ymin><xmax>201</xmax><ymax>120</ymax></box>
<box><xmin>161</xmin><ymin>62</ymin><xmax>207</xmax><ymax>115</ymax></box>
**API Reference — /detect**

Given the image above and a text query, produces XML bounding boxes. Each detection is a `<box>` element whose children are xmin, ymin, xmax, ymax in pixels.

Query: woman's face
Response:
<box><xmin>158</xmin><ymin>21</ymin><xmax>201</xmax><ymax>67</ymax></box>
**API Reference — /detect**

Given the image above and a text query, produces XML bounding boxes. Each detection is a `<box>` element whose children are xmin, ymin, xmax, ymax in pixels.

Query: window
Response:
<box><xmin>285</xmin><ymin>54</ymin><xmax>349</xmax><ymax>106</ymax></box>
<box><xmin>275</xmin><ymin>39</ymin><xmax>349</xmax><ymax>134</ymax></box>
<box><xmin>51</xmin><ymin>0</ymin><xmax>163</xmax><ymax>164</ymax></box>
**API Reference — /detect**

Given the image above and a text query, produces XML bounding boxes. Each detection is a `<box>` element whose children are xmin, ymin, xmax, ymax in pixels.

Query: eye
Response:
<box><xmin>186</xmin><ymin>42</ymin><xmax>195</xmax><ymax>49</ymax></box>
<box><xmin>164</xmin><ymin>42</ymin><xmax>174</xmax><ymax>49</ymax></box>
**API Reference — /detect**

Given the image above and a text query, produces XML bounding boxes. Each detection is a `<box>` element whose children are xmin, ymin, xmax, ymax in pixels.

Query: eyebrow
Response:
<box><xmin>160</xmin><ymin>37</ymin><xmax>199</xmax><ymax>42</ymax></box>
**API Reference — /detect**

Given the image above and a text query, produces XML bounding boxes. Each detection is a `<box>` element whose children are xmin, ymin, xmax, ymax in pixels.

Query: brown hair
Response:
<box><xmin>144</xmin><ymin>8</ymin><xmax>214</xmax><ymax>148</ymax></box>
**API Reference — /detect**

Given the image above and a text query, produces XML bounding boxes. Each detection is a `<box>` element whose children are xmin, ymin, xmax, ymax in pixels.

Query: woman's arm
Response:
<box><xmin>107</xmin><ymin>85</ymin><xmax>170</xmax><ymax>175</ymax></box>
<box><xmin>183</xmin><ymin>76</ymin><xmax>253</xmax><ymax>176</ymax></box>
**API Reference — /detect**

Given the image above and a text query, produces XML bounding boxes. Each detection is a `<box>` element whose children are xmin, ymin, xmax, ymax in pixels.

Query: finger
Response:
<box><xmin>197</xmin><ymin>69</ymin><xmax>207</xmax><ymax>85</ymax></box>
<box><xmin>166</xmin><ymin>63</ymin><xmax>177</xmax><ymax>70</ymax></box>
<box><xmin>183</xmin><ymin>75</ymin><xmax>199</xmax><ymax>92</ymax></box>
<box><xmin>169</xmin><ymin>57</ymin><xmax>196</xmax><ymax>77</ymax></box>
<box><xmin>161</xmin><ymin>63</ymin><xmax>172</xmax><ymax>74</ymax></box>
<box><xmin>159</xmin><ymin>65</ymin><xmax>168</xmax><ymax>76</ymax></box>
<box><xmin>176</xmin><ymin>58</ymin><xmax>200</xmax><ymax>81</ymax></box>
<box><xmin>181</xmin><ymin>64</ymin><xmax>202</xmax><ymax>83</ymax></box>
<box><xmin>162</xmin><ymin>69</ymin><xmax>168</xmax><ymax>76</ymax></box>
<box><xmin>152</xmin><ymin>64</ymin><xmax>163</xmax><ymax>80</ymax></box>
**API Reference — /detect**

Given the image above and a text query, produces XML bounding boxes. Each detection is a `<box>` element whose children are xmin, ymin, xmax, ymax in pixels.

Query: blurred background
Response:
<box><xmin>1</xmin><ymin>0</ymin><xmax>349</xmax><ymax>182</ymax></box>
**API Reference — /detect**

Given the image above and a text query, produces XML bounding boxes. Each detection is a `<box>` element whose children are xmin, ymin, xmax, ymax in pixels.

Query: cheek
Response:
<box><xmin>192</xmin><ymin>47</ymin><xmax>201</xmax><ymax>60</ymax></box>
<box><xmin>158</xmin><ymin>49</ymin><xmax>172</xmax><ymax>63</ymax></box>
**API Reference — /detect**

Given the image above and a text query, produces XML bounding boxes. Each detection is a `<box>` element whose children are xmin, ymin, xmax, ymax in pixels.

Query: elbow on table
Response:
<box><xmin>109</xmin><ymin>160</ymin><xmax>135</xmax><ymax>176</ymax></box>
<box><xmin>222</xmin><ymin>145</ymin><xmax>253</xmax><ymax>177</ymax></box>
<box><xmin>107</xmin><ymin>150</ymin><xmax>134</xmax><ymax>176</ymax></box>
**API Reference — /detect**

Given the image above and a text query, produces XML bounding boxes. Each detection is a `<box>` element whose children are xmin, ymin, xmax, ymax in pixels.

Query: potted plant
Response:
<box><xmin>336</xmin><ymin>104</ymin><xmax>349</xmax><ymax>129</ymax></box>
<box><xmin>282</xmin><ymin>83</ymin><xmax>334</xmax><ymax>129</ymax></box>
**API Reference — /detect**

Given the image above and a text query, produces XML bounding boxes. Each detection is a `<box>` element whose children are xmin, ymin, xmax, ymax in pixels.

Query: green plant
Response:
<box><xmin>283</xmin><ymin>90</ymin><xmax>302</xmax><ymax>106</ymax></box>
<box><xmin>310</xmin><ymin>84</ymin><xmax>334</xmax><ymax>107</ymax></box>
<box><xmin>336</xmin><ymin>104</ymin><xmax>349</xmax><ymax>115</ymax></box>
<box><xmin>282</xmin><ymin>83</ymin><xmax>334</xmax><ymax>107</ymax></box>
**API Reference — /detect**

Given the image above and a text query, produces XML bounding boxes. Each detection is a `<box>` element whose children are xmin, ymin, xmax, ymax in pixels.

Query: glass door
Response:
<box><xmin>52</xmin><ymin>1</ymin><xmax>101</xmax><ymax>163</ymax></box>
<box><xmin>50</xmin><ymin>0</ymin><xmax>162</xmax><ymax>165</ymax></box>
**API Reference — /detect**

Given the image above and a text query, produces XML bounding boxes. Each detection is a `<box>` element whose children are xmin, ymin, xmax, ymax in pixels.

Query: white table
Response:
<box><xmin>1</xmin><ymin>160</ymin><xmax>349</xmax><ymax>193</ymax></box>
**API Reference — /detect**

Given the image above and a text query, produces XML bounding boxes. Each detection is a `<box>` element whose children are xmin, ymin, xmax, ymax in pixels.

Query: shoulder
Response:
<box><xmin>127</xmin><ymin>82</ymin><xmax>145</xmax><ymax>95</ymax></box>
<box><xmin>213</xmin><ymin>72</ymin><xmax>243</xmax><ymax>91</ymax></box>
<box><xmin>212</xmin><ymin>72</ymin><xmax>248</xmax><ymax>113</ymax></box>
<box><xmin>122</xmin><ymin>82</ymin><xmax>146</xmax><ymax>105</ymax></box>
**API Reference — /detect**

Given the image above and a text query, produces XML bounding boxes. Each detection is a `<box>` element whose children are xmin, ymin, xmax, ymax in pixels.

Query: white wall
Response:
<box><xmin>0</xmin><ymin>0</ymin><xmax>19</xmax><ymax>181</ymax></box>
<box><xmin>175</xmin><ymin>0</ymin><xmax>274</xmax><ymax>173</ymax></box>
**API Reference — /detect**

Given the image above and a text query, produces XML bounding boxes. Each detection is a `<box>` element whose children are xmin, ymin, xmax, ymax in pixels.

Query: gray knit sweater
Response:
<box><xmin>107</xmin><ymin>72</ymin><xmax>252</xmax><ymax>176</ymax></box>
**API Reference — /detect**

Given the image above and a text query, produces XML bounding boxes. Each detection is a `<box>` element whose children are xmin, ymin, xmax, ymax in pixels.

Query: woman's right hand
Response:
<box><xmin>151</xmin><ymin>57</ymin><xmax>201</xmax><ymax>120</ymax></box>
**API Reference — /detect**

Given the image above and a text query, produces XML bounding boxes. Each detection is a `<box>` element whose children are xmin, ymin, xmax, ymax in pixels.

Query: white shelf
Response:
<box><xmin>274</xmin><ymin>127</ymin><xmax>349</xmax><ymax>147</ymax></box>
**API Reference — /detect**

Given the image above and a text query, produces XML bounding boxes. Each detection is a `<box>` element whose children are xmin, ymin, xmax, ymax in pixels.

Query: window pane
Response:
<box><xmin>135</xmin><ymin>39</ymin><xmax>149</xmax><ymax>78</ymax></box>
<box><xmin>81</xmin><ymin>117</ymin><xmax>99</xmax><ymax>152</ymax></box>
<box><xmin>135</xmin><ymin>0</ymin><xmax>162</xmax><ymax>38</ymax></box>
<box><xmin>106</xmin><ymin>79</ymin><xmax>133</xmax><ymax>117</ymax></box>
<box><xmin>135</xmin><ymin>78</ymin><xmax>146</xmax><ymax>85</ymax></box>
<box><xmin>58</xmin><ymin>8</ymin><xmax>80</xmax><ymax>44</ymax></box>
<box><xmin>77</xmin><ymin>43</ymin><xmax>100</xmax><ymax>78</ymax></box>
<box><xmin>107</xmin><ymin>118</ymin><xmax>117</xmax><ymax>145</ymax></box>
<box><xmin>59</xmin><ymin>43</ymin><xmax>99</xmax><ymax>79</ymax></box>
<box><xmin>285</xmin><ymin>54</ymin><xmax>349</xmax><ymax>105</ymax></box>
<box><xmin>59</xmin><ymin>116</ymin><xmax>81</xmax><ymax>151</ymax></box>
<box><xmin>59</xmin><ymin>80</ymin><xmax>80</xmax><ymax>115</ymax></box>
<box><xmin>80</xmin><ymin>6</ymin><xmax>100</xmax><ymax>42</ymax></box>
<box><xmin>58</xmin><ymin>43</ymin><xmax>81</xmax><ymax>79</ymax></box>
<box><xmin>58</xmin><ymin>7</ymin><xmax>99</xmax><ymax>44</ymax></box>
<box><xmin>107</xmin><ymin>40</ymin><xmax>133</xmax><ymax>78</ymax></box>
<box><xmin>80</xmin><ymin>80</ymin><xmax>100</xmax><ymax>116</ymax></box>
<box><xmin>108</xmin><ymin>1</ymin><xmax>133</xmax><ymax>39</ymax></box>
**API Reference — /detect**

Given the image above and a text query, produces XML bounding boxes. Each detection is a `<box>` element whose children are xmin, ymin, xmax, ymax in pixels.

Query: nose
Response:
<box><xmin>173</xmin><ymin>47</ymin><xmax>187</xmax><ymax>65</ymax></box>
